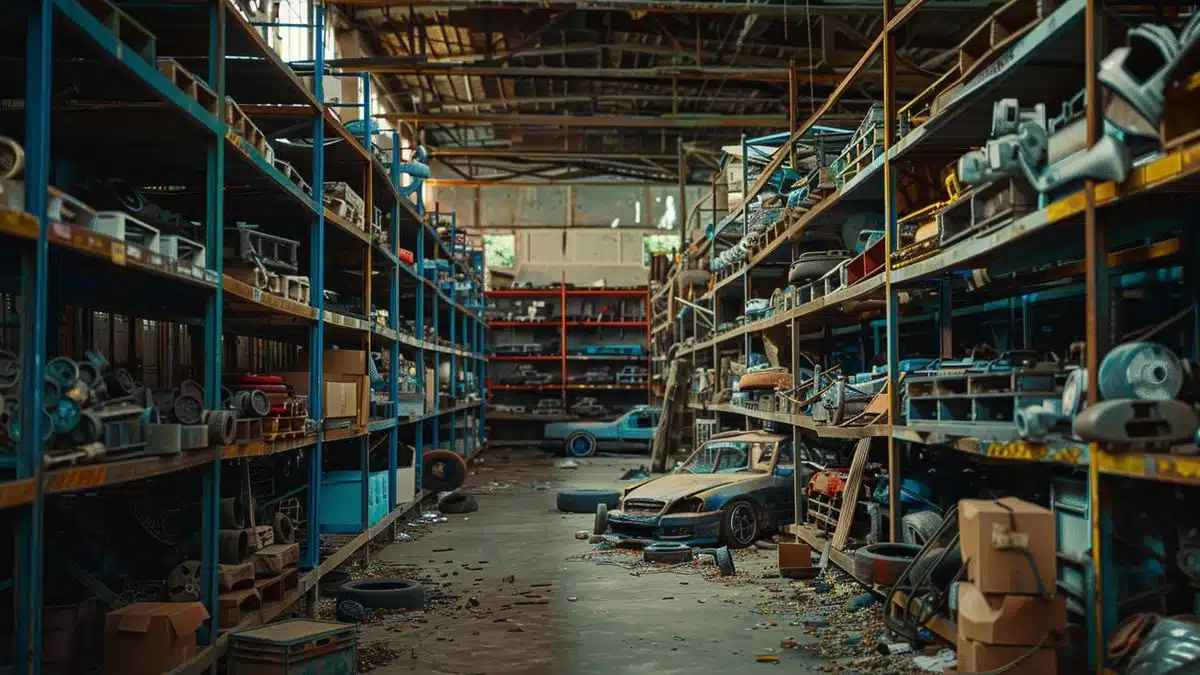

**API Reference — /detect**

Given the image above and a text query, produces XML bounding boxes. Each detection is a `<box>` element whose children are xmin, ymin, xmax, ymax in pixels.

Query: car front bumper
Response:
<box><xmin>606</xmin><ymin>508</ymin><xmax>722</xmax><ymax>546</ymax></box>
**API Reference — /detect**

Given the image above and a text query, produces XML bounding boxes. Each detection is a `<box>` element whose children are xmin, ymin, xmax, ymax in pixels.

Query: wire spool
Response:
<box><xmin>173</xmin><ymin>394</ymin><xmax>204</xmax><ymax>425</ymax></box>
<box><xmin>1098</xmin><ymin>341</ymin><xmax>1184</xmax><ymax>401</ymax></box>
<box><xmin>0</xmin><ymin>136</ymin><xmax>25</xmax><ymax>180</ymax></box>
<box><xmin>1062</xmin><ymin>368</ymin><xmax>1087</xmax><ymax>416</ymax></box>
<box><xmin>167</xmin><ymin>560</ymin><xmax>202</xmax><ymax>602</ymax></box>
<box><xmin>0</xmin><ymin>349</ymin><xmax>19</xmax><ymax>390</ymax></box>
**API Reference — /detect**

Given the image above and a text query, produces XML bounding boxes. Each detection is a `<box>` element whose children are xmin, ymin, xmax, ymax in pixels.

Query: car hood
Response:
<box><xmin>623</xmin><ymin>472</ymin><xmax>760</xmax><ymax>503</ymax></box>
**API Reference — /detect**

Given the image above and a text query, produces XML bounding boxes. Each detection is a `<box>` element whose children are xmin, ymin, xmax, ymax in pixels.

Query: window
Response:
<box><xmin>629</xmin><ymin>411</ymin><xmax>654</xmax><ymax>429</ymax></box>
<box><xmin>643</xmin><ymin>234</ymin><xmax>681</xmax><ymax>266</ymax></box>
<box><xmin>483</xmin><ymin>234</ymin><xmax>515</xmax><ymax>269</ymax></box>
<box><xmin>775</xmin><ymin>440</ymin><xmax>794</xmax><ymax>468</ymax></box>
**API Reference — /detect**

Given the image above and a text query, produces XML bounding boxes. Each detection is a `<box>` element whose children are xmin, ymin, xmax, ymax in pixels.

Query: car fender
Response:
<box><xmin>697</xmin><ymin>485</ymin><xmax>770</xmax><ymax>513</ymax></box>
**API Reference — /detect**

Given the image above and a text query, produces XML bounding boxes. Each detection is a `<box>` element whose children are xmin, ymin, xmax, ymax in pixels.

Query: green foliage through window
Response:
<box><xmin>643</xmin><ymin>234</ymin><xmax>681</xmax><ymax>265</ymax></box>
<box><xmin>484</xmin><ymin>234</ymin><xmax>516</xmax><ymax>269</ymax></box>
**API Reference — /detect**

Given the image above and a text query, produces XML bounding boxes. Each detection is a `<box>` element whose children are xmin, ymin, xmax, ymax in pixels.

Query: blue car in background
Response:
<box><xmin>543</xmin><ymin>406</ymin><xmax>661</xmax><ymax>457</ymax></box>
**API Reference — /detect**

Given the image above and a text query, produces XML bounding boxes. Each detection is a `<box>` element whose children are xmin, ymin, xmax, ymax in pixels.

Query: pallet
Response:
<box><xmin>217</xmin><ymin>587</ymin><xmax>262</xmax><ymax>627</ymax></box>
<box><xmin>278</xmin><ymin>275</ymin><xmax>311</xmax><ymax>304</ymax></box>
<box><xmin>79</xmin><ymin>0</ymin><xmax>156</xmax><ymax>64</ymax></box>
<box><xmin>236</xmin><ymin>417</ymin><xmax>263</xmax><ymax>443</ymax></box>
<box><xmin>254</xmin><ymin>567</ymin><xmax>300</xmax><ymax>604</ymax></box>
<box><xmin>156</xmin><ymin>58</ymin><xmax>219</xmax><ymax>115</ymax></box>
<box><xmin>223</xmin><ymin>96</ymin><xmax>268</xmax><ymax>156</ymax></box>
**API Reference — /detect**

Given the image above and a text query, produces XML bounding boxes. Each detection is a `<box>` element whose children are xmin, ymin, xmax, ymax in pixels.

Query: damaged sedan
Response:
<box><xmin>604</xmin><ymin>430</ymin><xmax>795</xmax><ymax>548</ymax></box>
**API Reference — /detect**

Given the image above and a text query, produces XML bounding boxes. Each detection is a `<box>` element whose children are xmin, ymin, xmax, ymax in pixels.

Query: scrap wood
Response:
<box><xmin>831</xmin><ymin>438</ymin><xmax>872</xmax><ymax>550</ymax></box>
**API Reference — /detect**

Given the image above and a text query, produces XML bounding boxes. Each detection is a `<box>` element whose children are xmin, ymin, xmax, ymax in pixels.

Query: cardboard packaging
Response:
<box><xmin>103</xmin><ymin>602</ymin><xmax>208</xmax><ymax>675</ymax></box>
<box><xmin>324</xmin><ymin>381</ymin><xmax>357</xmax><ymax>419</ymax></box>
<box><xmin>956</xmin><ymin>634</ymin><xmax>1056</xmax><ymax>674</ymax></box>
<box><xmin>958</xmin><ymin>497</ymin><xmax>1055</xmax><ymax>595</ymax></box>
<box><xmin>278</xmin><ymin>373</ymin><xmax>366</xmax><ymax>425</ymax></box>
<box><xmin>778</xmin><ymin>542</ymin><xmax>812</xmax><ymax>569</ymax></box>
<box><xmin>425</xmin><ymin>368</ymin><xmax>437</xmax><ymax>411</ymax></box>
<box><xmin>957</xmin><ymin>582</ymin><xmax>1066</xmax><ymax>645</ymax></box>
<box><xmin>298</xmin><ymin>348</ymin><xmax>365</xmax><ymax>375</ymax></box>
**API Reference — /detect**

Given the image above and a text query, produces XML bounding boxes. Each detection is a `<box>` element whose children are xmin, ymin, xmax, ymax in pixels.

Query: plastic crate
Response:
<box><xmin>229</xmin><ymin>619</ymin><xmax>357</xmax><ymax>675</ymax></box>
<box><xmin>319</xmin><ymin>470</ymin><xmax>388</xmax><ymax>533</ymax></box>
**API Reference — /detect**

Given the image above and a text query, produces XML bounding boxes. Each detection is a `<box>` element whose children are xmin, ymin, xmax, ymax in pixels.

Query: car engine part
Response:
<box><xmin>1073</xmin><ymin>399</ymin><xmax>1198</xmax><ymax>445</ymax></box>
<box><xmin>1099</xmin><ymin>341</ymin><xmax>1184</xmax><ymax>401</ymax></box>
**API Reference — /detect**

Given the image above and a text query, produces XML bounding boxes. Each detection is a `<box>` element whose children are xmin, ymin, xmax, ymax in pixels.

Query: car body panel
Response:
<box><xmin>542</xmin><ymin>406</ymin><xmax>661</xmax><ymax>452</ymax></box>
<box><xmin>605</xmin><ymin>430</ymin><xmax>796</xmax><ymax>545</ymax></box>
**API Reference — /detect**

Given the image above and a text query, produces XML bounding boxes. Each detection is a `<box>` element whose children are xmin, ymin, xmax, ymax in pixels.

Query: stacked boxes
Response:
<box><xmin>955</xmin><ymin>498</ymin><xmax>1064</xmax><ymax>674</ymax></box>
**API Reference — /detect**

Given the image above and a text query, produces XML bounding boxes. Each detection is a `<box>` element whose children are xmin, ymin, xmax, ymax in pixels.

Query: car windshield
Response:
<box><xmin>679</xmin><ymin>441</ymin><xmax>762</xmax><ymax>474</ymax></box>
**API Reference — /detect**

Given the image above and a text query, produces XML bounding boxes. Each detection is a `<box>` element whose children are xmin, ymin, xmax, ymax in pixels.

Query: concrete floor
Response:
<box><xmin>351</xmin><ymin>450</ymin><xmax>907</xmax><ymax>675</ymax></box>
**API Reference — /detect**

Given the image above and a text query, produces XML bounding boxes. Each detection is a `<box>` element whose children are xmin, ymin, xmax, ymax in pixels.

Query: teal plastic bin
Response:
<box><xmin>320</xmin><ymin>470</ymin><xmax>390</xmax><ymax>533</ymax></box>
<box><xmin>229</xmin><ymin>619</ymin><xmax>357</xmax><ymax>675</ymax></box>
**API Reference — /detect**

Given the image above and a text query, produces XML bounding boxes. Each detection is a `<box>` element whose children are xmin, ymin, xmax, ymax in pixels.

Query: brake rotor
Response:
<box><xmin>167</xmin><ymin>560</ymin><xmax>202</xmax><ymax>602</ymax></box>
<box><xmin>173</xmin><ymin>394</ymin><xmax>204</xmax><ymax>425</ymax></box>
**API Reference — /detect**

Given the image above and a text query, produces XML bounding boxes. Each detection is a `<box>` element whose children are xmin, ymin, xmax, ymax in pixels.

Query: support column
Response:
<box><xmin>881</xmin><ymin>0</ymin><xmax>902</xmax><ymax>543</ymax></box>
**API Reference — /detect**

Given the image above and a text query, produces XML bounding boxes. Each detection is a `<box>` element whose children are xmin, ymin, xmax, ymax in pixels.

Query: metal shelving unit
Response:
<box><xmin>653</xmin><ymin>0</ymin><xmax>1200</xmax><ymax>668</ymax></box>
<box><xmin>486</xmin><ymin>285</ymin><xmax>651</xmax><ymax>433</ymax></box>
<box><xmin>0</xmin><ymin>1</ymin><xmax>485</xmax><ymax>672</ymax></box>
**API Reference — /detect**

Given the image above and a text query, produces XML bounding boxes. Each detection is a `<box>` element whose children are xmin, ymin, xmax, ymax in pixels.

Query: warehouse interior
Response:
<box><xmin>2</xmin><ymin>0</ymin><xmax>1199</xmax><ymax>673</ymax></box>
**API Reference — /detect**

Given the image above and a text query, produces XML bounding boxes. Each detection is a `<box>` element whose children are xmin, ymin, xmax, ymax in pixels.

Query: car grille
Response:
<box><xmin>622</xmin><ymin>499</ymin><xmax>666</xmax><ymax>515</ymax></box>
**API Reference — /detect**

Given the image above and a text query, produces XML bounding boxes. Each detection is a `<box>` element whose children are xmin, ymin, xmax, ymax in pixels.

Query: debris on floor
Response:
<box><xmin>619</xmin><ymin>465</ymin><xmax>651</xmax><ymax>480</ymax></box>
<box><xmin>357</xmin><ymin>640</ymin><xmax>404</xmax><ymax>672</ymax></box>
<box><xmin>556</xmin><ymin>458</ymin><xmax>580</xmax><ymax>469</ymax></box>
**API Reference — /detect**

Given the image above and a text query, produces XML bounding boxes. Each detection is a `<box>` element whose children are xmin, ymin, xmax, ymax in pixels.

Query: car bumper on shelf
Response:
<box><xmin>606</xmin><ymin>509</ymin><xmax>722</xmax><ymax>546</ymax></box>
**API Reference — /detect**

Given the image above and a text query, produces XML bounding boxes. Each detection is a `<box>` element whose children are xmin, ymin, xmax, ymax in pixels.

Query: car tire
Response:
<box><xmin>644</xmin><ymin>542</ymin><xmax>694</xmax><ymax>564</ymax></box>
<box><xmin>720</xmin><ymin>500</ymin><xmax>760</xmax><ymax>549</ymax></box>
<box><xmin>556</xmin><ymin>488</ymin><xmax>621</xmax><ymax>513</ymax></box>
<box><xmin>594</xmin><ymin>503</ymin><xmax>609</xmax><ymax>535</ymax></box>
<box><xmin>336</xmin><ymin>578</ymin><xmax>426</xmax><ymax>610</ymax></box>
<box><xmin>853</xmin><ymin>543</ymin><xmax>922</xmax><ymax>587</ymax></box>
<box><xmin>423</xmin><ymin>449</ymin><xmax>468</xmax><ymax>492</ymax></box>
<box><xmin>565</xmin><ymin>431</ymin><xmax>598</xmax><ymax>458</ymax></box>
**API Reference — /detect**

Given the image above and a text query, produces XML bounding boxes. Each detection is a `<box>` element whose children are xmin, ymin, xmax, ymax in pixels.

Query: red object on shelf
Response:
<box><xmin>844</xmin><ymin>238</ymin><xmax>885</xmax><ymax>286</ymax></box>
<box><xmin>399</xmin><ymin>248</ymin><xmax>414</xmax><ymax>264</ymax></box>
<box><xmin>224</xmin><ymin>374</ymin><xmax>285</xmax><ymax>385</ymax></box>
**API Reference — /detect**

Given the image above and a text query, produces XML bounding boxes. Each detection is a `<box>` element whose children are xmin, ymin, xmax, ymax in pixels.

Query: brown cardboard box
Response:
<box><xmin>778</xmin><ymin>542</ymin><xmax>812</xmax><ymax>569</ymax></box>
<box><xmin>957</xmin><ymin>582</ymin><xmax>1066</xmax><ymax>645</ymax></box>
<box><xmin>959</xmin><ymin>497</ymin><xmax>1055</xmax><ymax>595</ymax></box>
<box><xmin>298</xmin><ymin>348</ymin><xmax>366</xmax><ymax>375</ymax></box>
<box><xmin>324</xmin><ymin>381</ymin><xmax>357</xmax><ymax>419</ymax></box>
<box><xmin>278</xmin><ymin>373</ymin><xmax>363</xmax><ymax>424</ymax></box>
<box><xmin>103</xmin><ymin>602</ymin><xmax>208</xmax><ymax>675</ymax></box>
<box><xmin>956</xmin><ymin>634</ymin><xmax>1056</xmax><ymax>674</ymax></box>
<box><xmin>425</xmin><ymin>368</ymin><xmax>436</xmax><ymax>411</ymax></box>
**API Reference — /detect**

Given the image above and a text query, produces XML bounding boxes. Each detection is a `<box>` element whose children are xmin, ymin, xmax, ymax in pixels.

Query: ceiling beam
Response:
<box><xmin>337</xmin><ymin>0</ymin><xmax>996</xmax><ymax>17</ymax></box>
<box><xmin>382</xmin><ymin>111</ymin><xmax>813</xmax><ymax>128</ymax></box>
<box><xmin>416</xmin><ymin>92</ymin><xmax>786</xmax><ymax>110</ymax></box>
<box><xmin>430</xmin><ymin>147</ymin><xmax>680</xmax><ymax>160</ymax></box>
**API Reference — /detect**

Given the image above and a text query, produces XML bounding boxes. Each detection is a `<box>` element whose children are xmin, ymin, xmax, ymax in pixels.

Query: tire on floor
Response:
<box><xmin>336</xmin><ymin>578</ymin><xmax>426</xmax><ymax>611</ymax></box>
<box><xmin>439</xmin><ymin>492</ymin><xmax>479</xmax><ymax>514</ymax></box>
<box><xmin>423</xmin><ymin>449</ymin><xmax>468</xmax><ymax>492</ymax></box>
<box><xmin>556</xmin><ymin>488</ymin><xmax>621</xmax><ymax>513</ymax></box>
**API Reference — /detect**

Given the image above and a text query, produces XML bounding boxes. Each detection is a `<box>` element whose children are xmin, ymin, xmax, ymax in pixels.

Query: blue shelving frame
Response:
<box><xmin>1</xmin><ymin>1</ymin><xmax>488</xmax><ymax>671</ymax></box>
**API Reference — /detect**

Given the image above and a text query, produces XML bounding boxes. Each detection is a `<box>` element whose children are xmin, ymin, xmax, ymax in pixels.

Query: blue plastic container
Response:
<box><xmin>229</xmin><ymin>619</ymin><xmax>357</xmax><ymax>675</ymax></box>
<box><xmin>319</xmin><ymin>470</ymin><xmax>389</xmax><ymax>533</ymax></box>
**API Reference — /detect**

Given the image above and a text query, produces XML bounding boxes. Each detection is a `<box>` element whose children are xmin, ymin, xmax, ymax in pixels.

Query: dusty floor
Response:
<box><xmin>325</xmin><ymin>450</ymin><xmax>943</xmax><ymax>674</ymax></box>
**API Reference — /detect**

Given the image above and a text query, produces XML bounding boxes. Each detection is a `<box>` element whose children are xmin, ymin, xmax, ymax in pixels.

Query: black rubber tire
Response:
<box><xmin>907</xmin><ymin>546</ymin><xmax>964</xmax><ymax>588</ymax></box>
<box><xmin>556</xmin><ymin>488</ymin><xmax>621</xmax><ymax>513</ymax></box>
<box><xmin>713</xmin><ymin>546</ymin><xmax>737</xmax><ymax>576</ymax></box>
<box><xmin>719</xmin><ymin>500</ymin><xmax>760</xmax><ymax>549</ymax></box>
<box><xmin>901</xmin><ymin>510</ymin><xmax>944</xmax><ymax>546</ymax></box>
<box><xmin>219</xmin><ymin>497</ymin><xmax>245</xmax><ymax>530</ymax></box>
<box><xmin>423</xmin><ymin>449</ymin><xmax>469</xmax><ymax>492</ymax></box>
<box><xmin>564</xmin><ymin>431</ymin><xmax>598</xmax><ymax>458</ymax></box>
<box><xmin>854</xmin><ymin>543</ymin><xmax>922</xmax><ymax>586</ymax></box>
<box><xmin>644</xmin><ymin>542</ymin><xmax>694</xmax><ymax>564</ymax></box>
<box><xmin>273</xmin><ymin>512</ymin><xmax>296</xmax><ymax>544</ymax></box>
<box><xmin>593</xmin><ymin>503</ymin><xmax>609</xmax><ymax>535</ymax></box>
<box><xmin>336</xmin><ymin>578</ymin><xmax>426</xmax><ymax>611</ymax></box>
<box><xmin>439</xmin><ymin>492</ymin><xmax>479</xmax><ymax>514</ymax></box>
<box><xmin>336</xmin><ymin>599</ymin><xmax>367</xmax><ymax>623</ymax></box>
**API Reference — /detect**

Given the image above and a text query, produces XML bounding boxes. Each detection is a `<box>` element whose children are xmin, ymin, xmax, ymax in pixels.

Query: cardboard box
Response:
<box><xmin>298</xmin><ymin>348</ymin><xmax>365</xmax><ymax>375</ymax></box>
<box><xmin>959</xmin><ymin>497</ymin><xmax>1055</xmax><ymax>595</ymax></box>
<box><xmin>957</xmin><ymin>582</ymin><xmax>1066</xmax><ymax>646</ymax></box>
<box><xmin>325</xmin><ymin>381</ymin><xmax>357</xmax><ymax>419</ymax></box>
<box><xmin>278</xmin><ymin>373</ymin><xmax>365</xmax><ymax>425</ymax></box>
<box><xmin>778</xmin><ymin>542</ymin><xmax>812</xmax><ymax>569</ymax></box>
<box><xmin>425</xmin><ymin>368</ymin><xmax>436</xmax><ymax>411</ymax></box>
<box><xmin>956</xmin><ymin>634</ymin><xmax>1056</xmax><ymax>674</ymax></box>
<box><xmin>103</xmin><ymin>602</ymin><xmax>208</xmax><ymax>675</ymax></box>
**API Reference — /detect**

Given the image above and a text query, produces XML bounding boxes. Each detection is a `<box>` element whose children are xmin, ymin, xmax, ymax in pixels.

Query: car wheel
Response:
<box><xmin>565</xmin><ymin>431</ymin><xmax>597</xmax><ymax>458</ymax></box>
<box><xmin>720</xmin><ymin>500</ymin><xmax>760</xmax><ymax>549</ymax></box>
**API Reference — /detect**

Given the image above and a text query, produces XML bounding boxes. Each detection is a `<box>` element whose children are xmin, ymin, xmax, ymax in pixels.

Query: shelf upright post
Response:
<box><xmin>198</xmin><ymin>0</ymin><xmax>227</xmax><ymax>642</ymax></box>
<box><xmin>415</xmin><ymin>214</ymin><xmax>426</xmax><ymax>489</ymax></box>
<box><xmin>15</xmin><ymin>1</ymin><xmax>52</xmax><ymax>671</ymax></box>
<box><xmin>388</xmin><ymin>131</ymin><xmax>402</xmax><ymax>507</ymax></box>
<box><xmin>360</xmin><ymin>73</ymin><xmax>371</xmax><ymax>151</ymax></box>
<box><xmin>740</xmin><ymin>134</ymin><xmax>751</xmax><ymax>359</ymax></box>
<box><xmin>560</xmin><ymin>278</ymin><xmax>567</xmax><ymax>406</ymax></box>
<box><xmin>881</xmin><ymin>0</ymin><xmax>902</xmax><ymax>542</ymax></box>
<box><xmin>937</xmin><ymin>280</ymin><xmax>952</xmax><ymax>358</ymax></box>
<box><xmin>304</xmin><ymin>0</ymin><xmax>328</xmax><ymax>571</ymax></box>
<box><xmin>361</xmin><ymin>158</ymin><xmax>373</xmax><ymax>534</ymax></box>
<box><xmin>450</xmin><ymin>211</ymin><xmax>458</xmax><ymax>453</ymax></box>
<box><xmin>1084</xmin><ymin>0</ymin><xmax>1114</xmax><ymax>666</ymax></box>
<box><xmin>432</xmin><ymin>221</ymin><xmax>441</xmax><ymax>449</ymax></box>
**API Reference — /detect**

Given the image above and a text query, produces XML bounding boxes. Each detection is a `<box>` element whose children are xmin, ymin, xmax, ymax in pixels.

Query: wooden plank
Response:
<box><xmin>831</xmin><ymin>437</ymin><xmax>872</xmax><ymax>550</ymax></box>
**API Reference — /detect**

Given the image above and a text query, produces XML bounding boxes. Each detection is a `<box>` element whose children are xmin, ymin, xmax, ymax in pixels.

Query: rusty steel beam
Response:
<box><xmin>429</xmin><ymin>147</ymin><xmax>680</xmax><ymax>160</ymax></box>
<box><xmin>335</xmin><ymin>0</ymin><xmax>994</xmax><ymax>16</ymax></box>
<box><xmin>410</xmin><ymin>92</ymin><xmax>797</xmax><ymax>110</ymax></box>
<box><xmin>345</xmin><ymin>63</ymin><xmax>804</xmax><ymax>83</ymax></box>
<box><xmin>383</xmin><ymin>112</ymin><xmax>818</xmax><ymax>128</ymax></box>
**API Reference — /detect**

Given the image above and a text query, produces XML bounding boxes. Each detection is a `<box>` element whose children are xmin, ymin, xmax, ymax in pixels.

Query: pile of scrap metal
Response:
<box><xmin>498</xmin><ymin>364</ymin><xmax>558</xmax><ymax>386</ymax></box>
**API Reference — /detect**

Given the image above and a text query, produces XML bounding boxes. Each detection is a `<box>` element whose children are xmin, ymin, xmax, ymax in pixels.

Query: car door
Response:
<box><xmin>619</xmin><ymin>410</ymin><xmax>655</xmax><ymax>446</ymax></box>
<box><xmin>769</xmin><ymin>440</ymin><xmax>797</xmax><ymax>526</ymax></box>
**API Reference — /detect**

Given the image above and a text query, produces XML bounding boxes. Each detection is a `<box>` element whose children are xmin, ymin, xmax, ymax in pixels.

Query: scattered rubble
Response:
<box><xmin>358</xmin><ymin>640</ymin><xmax>403</xmax><ymax>672</ymax></box>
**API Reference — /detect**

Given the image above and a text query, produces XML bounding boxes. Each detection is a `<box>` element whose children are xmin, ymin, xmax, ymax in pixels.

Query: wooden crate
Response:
<box><xmin>156</xmin><ymin>58</ymin><xmax>219</xmax><ymax>115</ymax></box>
<box><xmin>79</xmin><ymin>0</ymin><xmax>156</xmax><ymax>64</ymax></box>
<box><xmin>224</xmin><ymin>96</ymin><xmax>268</xmax><ymax>156</ymax></box>
<box><xmin>217</xmin><ymin>587</ymin><xmax>262</xmax><ymax>627</ymax></box>
<box><xmin>254</xmin><ymin>567</ymin><xmax>300</xmax><ymax>604</ymax></box>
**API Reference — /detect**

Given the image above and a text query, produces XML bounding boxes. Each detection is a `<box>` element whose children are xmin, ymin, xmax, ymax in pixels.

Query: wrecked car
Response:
<box><xmin>542</xmin><ymin>405</ymin><xmax>660</xmax><ymax>457</ymax></box>
<box><xmin>603</xmin><ymin>430</ymin><xmax>795</xmax><ymax>548</ymax></box>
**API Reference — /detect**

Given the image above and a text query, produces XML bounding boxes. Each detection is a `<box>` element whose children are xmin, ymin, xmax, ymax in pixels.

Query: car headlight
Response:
<box><xmin>666</xmin><ymin>497</ymin><xmax>706</xmax><ymax>514</ymax></box>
